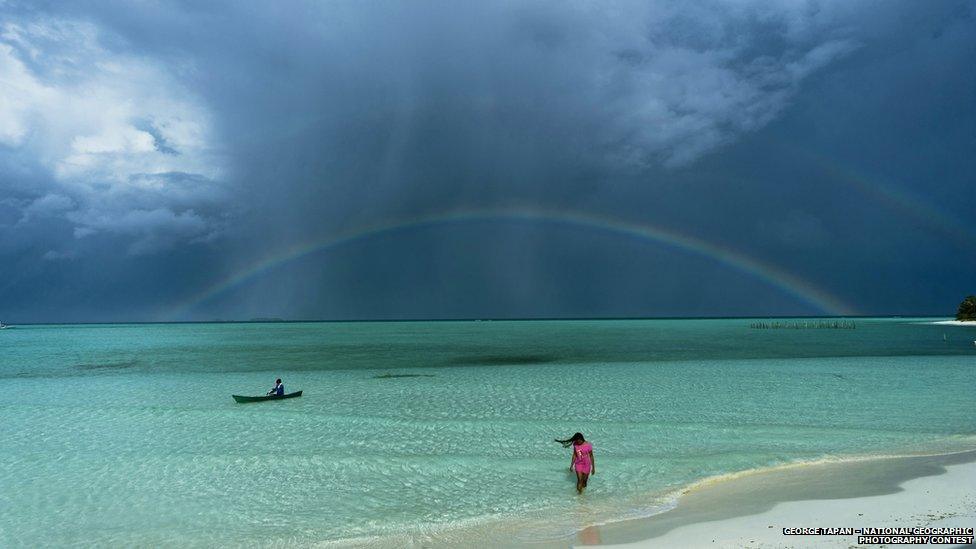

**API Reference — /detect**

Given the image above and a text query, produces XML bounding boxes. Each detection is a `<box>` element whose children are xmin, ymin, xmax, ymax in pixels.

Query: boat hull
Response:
<box><xmin>232</xmin><ymin>390</ymin><xmax>302</xmax><ymax>403</ymax></box>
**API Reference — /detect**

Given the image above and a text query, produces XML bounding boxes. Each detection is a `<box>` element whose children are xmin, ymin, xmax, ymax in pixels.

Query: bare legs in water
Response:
<box><xmin>576</xmin><ymin>471</ymin><xmax>589</xmax><ymax>494</ymax></box>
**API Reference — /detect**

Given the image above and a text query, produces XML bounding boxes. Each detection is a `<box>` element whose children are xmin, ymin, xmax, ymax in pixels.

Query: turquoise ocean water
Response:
<box><xmin>1</xmin><ymin>319</ymin><xmax>974</xmax><ymax>546</ymax></box>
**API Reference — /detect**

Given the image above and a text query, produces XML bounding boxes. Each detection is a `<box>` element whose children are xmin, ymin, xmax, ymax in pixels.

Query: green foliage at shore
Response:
<box><xmin>957</xmin><ymin>295</ymin><xmax>976</xmax><ymax>321</ymax></box>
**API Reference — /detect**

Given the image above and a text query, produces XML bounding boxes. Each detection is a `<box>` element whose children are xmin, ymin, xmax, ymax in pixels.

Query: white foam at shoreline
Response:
<box><xmin>675</xmin><ymin>444</ymin><xmax>976</xmax><ymax>495</ymax></box>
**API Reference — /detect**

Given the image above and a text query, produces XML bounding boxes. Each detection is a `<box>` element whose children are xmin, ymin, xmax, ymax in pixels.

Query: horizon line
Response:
<box><xmin>1</xmin><ymin>314</ymin><xmax>957</xmax><ymax>326</ymax></box>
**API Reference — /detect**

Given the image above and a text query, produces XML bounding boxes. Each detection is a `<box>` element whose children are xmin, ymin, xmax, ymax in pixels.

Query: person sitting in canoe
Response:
<box><xmin>267</xmin><ymin>378</ymin><xmax>284</xmax><ymax>396</ymax></box>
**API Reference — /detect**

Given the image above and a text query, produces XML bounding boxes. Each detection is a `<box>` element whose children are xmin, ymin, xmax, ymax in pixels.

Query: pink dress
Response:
<box><xmin>573</xmin><ymin>442</ymin><xmax>593</xmax><ymax>473</ymax></box>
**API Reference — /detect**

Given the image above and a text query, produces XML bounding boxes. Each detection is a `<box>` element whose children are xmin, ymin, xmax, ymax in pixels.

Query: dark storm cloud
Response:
<box><xmin>0</xmin><ymin>1</ymin><xmax>973</xmax><ymax>322</ymax></box>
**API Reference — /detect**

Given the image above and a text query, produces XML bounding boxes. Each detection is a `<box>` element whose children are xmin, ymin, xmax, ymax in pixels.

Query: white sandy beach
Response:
<box><xmin>588</xmin><ymin>454</ymin><xmax>976</xmax><ymax>548</ymax></box>
<box><xmin>929</xmin><ymin>320</ymin><xmax>976</xmax><ymax>326</ymax></box>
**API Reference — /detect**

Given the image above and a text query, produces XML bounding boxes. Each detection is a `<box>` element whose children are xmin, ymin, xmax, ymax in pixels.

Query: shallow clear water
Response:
<box><xmin>1</xmin><ymin>319</ymin><xmax>974</xmax><ymax>546</ymax></box>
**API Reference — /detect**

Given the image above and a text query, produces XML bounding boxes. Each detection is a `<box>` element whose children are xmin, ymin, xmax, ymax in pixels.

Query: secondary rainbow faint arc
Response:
<box><xmin>784</xmin><ymin>145</ymin><xmax>976</xmax><ymax>251</ymax></box>
<box><xmin>167</xmin><ymin>207</ymin><xmax>858</xmax><ymax>318</ymax></box>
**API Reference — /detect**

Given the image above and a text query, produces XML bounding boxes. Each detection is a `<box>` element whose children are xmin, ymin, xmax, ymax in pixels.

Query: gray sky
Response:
<box><xmin>1</xmin><ymin>0</ymin><xmax>974</xmax><ymax>322</ymax></box>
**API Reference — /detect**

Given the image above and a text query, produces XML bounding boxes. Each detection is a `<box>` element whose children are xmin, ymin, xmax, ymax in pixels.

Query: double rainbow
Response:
<box><xmin>166</xmin><ymin>206</ymin><xmax>857</xmax><ymax>319</ymax></box>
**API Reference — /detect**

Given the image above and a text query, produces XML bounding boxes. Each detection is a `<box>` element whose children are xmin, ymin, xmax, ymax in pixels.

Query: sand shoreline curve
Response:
<box><xmin>583</xmin><ymin>448</ymin><xmax>976</xmax><ymax>548</ymax></box>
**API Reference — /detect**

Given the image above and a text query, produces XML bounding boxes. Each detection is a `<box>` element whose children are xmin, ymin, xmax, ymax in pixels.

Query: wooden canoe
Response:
<box><xmin>232</xmin><ymin>390</ymin><xmax>302</xmax><ymax>403</ymax></box>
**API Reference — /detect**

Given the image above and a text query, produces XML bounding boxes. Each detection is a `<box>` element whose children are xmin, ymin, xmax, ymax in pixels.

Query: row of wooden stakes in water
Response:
<box><xmin>748</xmin><ymin>320</ymin><xmax>857</xmax><ymax>330</ymax></box>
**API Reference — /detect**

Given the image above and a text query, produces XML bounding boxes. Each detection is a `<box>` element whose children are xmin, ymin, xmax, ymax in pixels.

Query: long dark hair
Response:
<box><xmin>555</xmin><ymin>432</ymin><xmax>585</xmax><ymax>447</ymax></box>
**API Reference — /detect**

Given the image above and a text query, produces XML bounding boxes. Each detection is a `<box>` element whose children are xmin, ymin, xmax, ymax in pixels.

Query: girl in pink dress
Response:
<box><xmin>556</xmin><ymin>432</ymin><xmax>595</xmax><ymax>494</ymax></box>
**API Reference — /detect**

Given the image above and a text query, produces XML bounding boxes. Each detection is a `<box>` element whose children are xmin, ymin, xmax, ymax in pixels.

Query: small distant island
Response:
<box><xmin>956</xmin><ymin>295</ymin><xmax>976</xmax><ymax>321</ymax></box>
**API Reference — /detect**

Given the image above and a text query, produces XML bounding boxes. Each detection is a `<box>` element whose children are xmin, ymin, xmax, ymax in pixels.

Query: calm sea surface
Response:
<box><xmin>1</xmin><ymin>319</ymin><xmax>974</xmax><ymax>546</ymax></box>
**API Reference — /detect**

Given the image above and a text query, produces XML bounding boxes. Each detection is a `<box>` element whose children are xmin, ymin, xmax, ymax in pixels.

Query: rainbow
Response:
<box><xmin>785</xmin><ymin>146</ymin><xmax>976</xmax><ymax>251</ymax></box>
<box><xmin>166</xmin><ymin>207</ymin><xmax>858</xmax><ymax>319</ymax></box>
